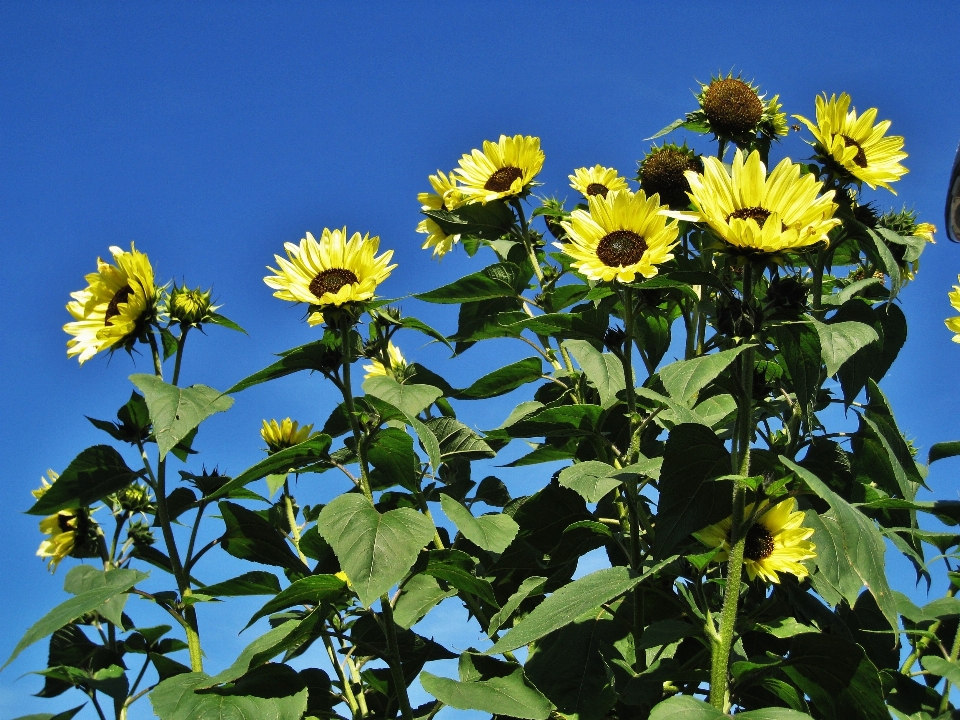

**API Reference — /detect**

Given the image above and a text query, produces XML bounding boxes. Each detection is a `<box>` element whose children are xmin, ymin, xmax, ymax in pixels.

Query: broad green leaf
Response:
<box><xmin>499</xmin><ymin>404</ymin><xmax>602</xmax><ymax>439</ymax></box>
<box><xmin>417</xmin><ymin>549</ymin><xmax>499</xmax><ymax>606</ymax></box>
<box><xmin>408</xmin><ymin>413</ymin><xmax>442</xmax><ymax>471</ymax></box>
<box><xmin>207</xmin><ymin>435</ymin><xmax>332</xmax><ymax>500</ymax></box>
<box><xmin>653</xmin><ymin>424</ymin><xmax>732</xmax><ymax>560</ymax></box>
<box><xmin>488</xmin><ymin>576</ymin><xmax>547</xmax><ymax>636</ymax></box>
<box><xmin>416</xmin><ymin>261</ymin><xmax>523</xmax><ymax>304</ymax></box>
<box><xmin>62</xmin><ymin>566</ymin><xmax>128</xmax><ymax>628</ymax></box>
<box><xmin>130</xmin><ymin>374</ymin><xmax>233</xmax><ymax>459</ymax></box>
<box><xmin>368</xmin><ymin>427</ymin><xmax>419</xmax><ymax>490</ymax></box>
<box><xmin>488</xmin><ymin>565</ymin><xmax>665</xmax><ymax>654</ymax></box>
<box><xmin>502</xmin><ymin>311</ymin><xmax>608</xmax><ymax>342</ymax></box>
<box><xmin>317</xmin><ymin>494</ymin><xmax>434</xmax><ymax>607</ymax></box>
<box><xmin>867</xmin><ymin>228</ymin><xmax>902</xmax><ymax>299</ymax></box>
<box><xmin>772</xmin><ymin>322</ymin><xmax>821</xmax><ymax>420</ymax></box>
<box><xmin>929</xmin><ymin>440</ymin><xmax>960</xmax><ymax>465</ymax></box>
<box><xmin>202</xmin><ymin>620</ymin><xmax>303</xmax><ymax>686</ymax></box>
<box><xmin>692</xmin><ymin>393</ymin><xmax>737</xmax><ymax>427</ymax></box>
<box><xmin>649</xmin><ymin>696</ymin><xmax>725</xmax><ymax>719</ymax></box>
<box><xmin>5</xmin><ymin>569</ymin><xmax>148</xmax><ymax>668</ymax></box>
<box><xmin>812</xmin><ymin>320</ymin><xmax>878</xmax><ymax>376</ymax></box>
<box><xmin>219</xmin><ymin>502</ymin><xmax>311</xmax><ymax>574</ymax></box>
<box><xmin>634</xmin><ymin>386</ymin><xmax>700</xmax><ymax>426</ymax></box>
<box><xmin>646</xmin><ymin>118</ymin><xmax>685</xmax><ymax>141</ymax></box>
<box><xmin>11</xmin><ymin>704</ymin><xmax>85</xmax><ymax>720</ymax></box>
<box><xmin>659</xmin><ymin>345</ymin><xmax>751</xmax><ymax>405</ymax></box>
<box><xmin>782</xmin><ymin>458</ymin><xmax>898</xmax><ymax>631</ymax></box>
<box><xmin>421</xmin><ymin>667</ymin><xmax>552</xmax><ymax>720</ymax></box>
<box><xmin>227</xmin><ymin>335</ymin><xmax>341</xmax><ymax>393</ymax></box>
<box><xmin>363</xmin><ymin>375</ymin><xmax>442</xmax><ymax>415</ymax></box>
<box><xmin>440</xmin><ymin>495</ymin><xmax>518</xmax><ymax>554</ymax></box>
<box><xmin>423</xmin><ymin>201</ymin><xmax>516</xmax><ymax>240</ymax></box>
<box><xmin>425</xmin><ymin>417</ymin><xmax>496</xmax><ymax>462</ymax></box>
<box><xmin>394</xmin><ymin>574</ymin><xmax>456</xmax><ymax>629</ymax></box>
<box><xmin>27</xmin><ymin>445</ymin><xmax>139</xmax><ymax>515</ymax></box>
<box><xmin>558</xmin><ymin>461</ymin><xmax>622</xmax><ymax>503</ymax></box>
<box><xmin>150</xmin><ymin>672</ymin><xmax>308</xmax><ymax>720</ymax></box>
<box><xmin>206</xmin><ymin>312</ymin><xmax>246</xmax><ymax>334</ymax></box>
<box><xmin>247</xmin><ymin>574</ymin><xmax>347</xmax><ymax>626</ymax></box>
<box><xmin>396</xmin><ymin>315</ymin><xmax>454</xmax><ymax>351</ymax></box>
<box><xmin>453</xmin><ymin>357</ymin><xmax>543</xmax><ymax>399</ymax></box>
<box><xmin>920</xmin><ymin>655</ymin><xmax>960</xmax><ymax>684</ymax></box>
<box><xmin>563</xmin><ymin>339</ymin><xmax>626</xmax><ymax>408</ymax></box>
<box><xmin>199</xmin><ymin>571</ymin><xmax>281</xmax><ymax>597</ymax></box>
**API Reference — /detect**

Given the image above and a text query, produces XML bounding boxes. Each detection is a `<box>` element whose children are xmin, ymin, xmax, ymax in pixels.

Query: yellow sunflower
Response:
<box><xmin>676</xmin><ymin>149</ymin><xmax>840</xmax><ymax>254</ymax></box>
<box><xmin>558</xmin><ymin>190</ymin><xmax>680</xmax><ymax>283</ymax></box>
<box><xmin>418</xmin><ymin>170</ymin><xmax>467</xmax><ymax>258</ymax></box>
<box><xmin>261</xmin><ymin>418</ymin><xmax>316</xmax><ymax>454</ymax></box>
<box><xmin>696</xmin><ymin>498</ymin><xmax>816</xmax><ymax>583</ymax></box>
<box><xmin>363</xmin><ymin>342</ymin><xmax>407</xmax><ymax>380</ymax></box>
<box><xmin>264</xmin><ymin>228</ymin><xmax>396</xmax><ymax>325</ymax></box>
<box><xmin>569</xmin><ymin>165</ymin><xmax>630</xmax><ymax>200</ymax></box>
<box><xmin>64</xmin><ymin>243</ymin><xmax>158</xmax><ymax>364</ymax></box>
<box><xmin>794</xmin><ymin>93</ymin><xmax>908</xmax><ymax>193</ymax></box>
<box><xmin>455</xmin><ymin>134</ymin><xmax>544</xmax><ymax>203</ymax></box>
<box><xmin>945</xmin><ymin>276</ymin><xmax>960</xmax><ymax>343</ymax></box>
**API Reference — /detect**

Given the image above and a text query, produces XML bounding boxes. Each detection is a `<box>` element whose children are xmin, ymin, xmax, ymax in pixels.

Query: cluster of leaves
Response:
<box><xmin>10</xmin><ymin>78</ymin><xmax>960</xmax><ymax>720</ymax></box>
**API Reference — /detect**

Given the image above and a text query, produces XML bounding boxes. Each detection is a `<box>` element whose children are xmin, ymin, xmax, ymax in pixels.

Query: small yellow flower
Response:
<box><xmin>261</xmin><ymin>418</ymin><xmax>316</xmax><ymax>454</ymax></box>
<box><xmin>32</xmin><ymin>470</ymin><xmax>58</xmax><ymax>499</ymax></box>
<box><xmin>36</xmin><ymin>506</ymin><xmax>97</xmax><ymax>573</ymax></box>
<box><xmin>559</xmin><ymin>190</ymin><xmax>680</xmax><ymax>283</ymax></box>
<box><xmin>696</xmin><ymin>498</ymin><xmax>816</xmax><ymax>583</ymax></box>
<box><xmin>363</xmin><ymin>343</ymin><xmax>407</xmax><ymax>380</ymax></box>
<box><xmin>264</xmin><ymin>228</ymin><xmax>396</xmax><ymax>325</ymax></box>
<box><xmin>455</xmin><ymin>134</ymin><xmax>544</xmax><ymax>203</ymax></box>
<box><xmin>417</xmin><ymin>171</ymin><xmax>467</xmax><ymax>258</ymax></box>
<box><xmin>64</xmin><ymin>243</ymin><xmax>159</xmax><ymax>364</ymax></box>
<box><xmin>568</xmin><ymin>165</ymin><xmax>630</xmax><ymax>200</ymax></box>
<box><xmin>794</xmin><ymin>93</ymin><xmax>908</xmax><ymax>193</ymax></box>
<box><xmin>945</xmin><ymin>276</ymin><xmax>960</xmax><ymax>343</ymax></box>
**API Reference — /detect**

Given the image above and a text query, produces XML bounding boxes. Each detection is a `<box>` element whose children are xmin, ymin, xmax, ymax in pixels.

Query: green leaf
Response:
<box><xmin>558</xmin><ymin>461</ymin><xmax>622</xmax><ymax>503</ymax></box>
<box><xmin>867</xmin><ymin>228</ymin><xmax>902</xmax><ymax>300</ymax></box>
<box><xmin>453</xmin><ymin>357</ymin><xmax>543</xmax><ymax>399</ymax></box>
<box><xmin>199</xmin><ymin>571</ymin><xmax>282</xmax><ymax>597</ymax></box>
<box><xmin>396</xmin><ymin>315</ymin><xmax>454</xmax><ymax>351</ymax></box>
<box><xmin>407</xmin><ymin>413</ymin><xmax>442</xmax><ymax>472</ymax></box>
<box><xmin>659</xmin><ymin>345</ymin><xmax>751</xmax><ymax>405</ymax></box>
<box><xmin>317</xmin><ymin>494</ymin><xmax>434</xmax><ymax>607</ymax></box>
<box><xmin>422</xmin><ymin>200</ymin><xmax>516</xmax><ymax>240</ymax></box>
<box><xmin>488</xmin><ymin>566</ymin><xmax>653</xmax><ymax>655</ymax></box>
<box><xmin>393</xmin><ymin>574</ymin><xmax>456</xmax><ymax>629</ymax></box>
<box><xmin>563</xmin><ymin>339</ymin><xmax>626</xmax><ymax>409</ymax></box>
<box><xmin>488</xmin><ymin>576</ymin><xmax>546</xmax><ymax>635</ymax></box>
<box><xmin>654</xmin><ymin>424</ymin><xmax>732</xmax><ymax>560</ymax></box>
<box><xmin>227</xmin><ymin>335</ymin><xmax>340</xmax><ymax>393</ymax></box>
<box><xmin>363</xmin><ymin>375</ymin><xmax>443</xmax><ymax>416</ymax></box>
<box><xmin>27</xmin><ymin>445</ymin><xmax>139</xmax><ymax>515</ymax></box>
<box><xmin>420</xmin><ymin>667</ymin><xmax>552</xmax><ymax>720</ymax></box>
<box><xmin>247</xmin><ymin>575</ymin><xmax>347</xmax><ymax>626</ymax></box>
<box><xmin>812</xmin><ymin>319</ymin><xmax>878</xmax><ymax>377</ymax></box>
<box><xmin>929</xmin><ymin>441</ymin><xmax>960</xmax><ymax>465</ymax></box>
<box><xmin>499</xmin><ymin>404</ymin><xmax>602</xmax><ymax>439</ymax></box>
<box><xmin>425</xmin><ymin>417</ymin><xmax>496</xmax><ymax>462</ymax></box>
<box><xmin>160</xmin><ymin>327</ymin><xmax>179</xmax><ymax>360</ymax></box>
<box><xmin>150</xmin><ymin>672</ymin><xmax>308</xmax><ymax>720</ymax></box>
<box><xmin>130</xmin><ymin>374</ymin><xmax>233</xmax><ymax>459</ymax></box>
<box><xmin>4</xmin><ymin>569</ymin><xmax>148</xmax><ymax>668</ymax></box>
<box><xmin>11</xmin><ymin>704</ymin><xmax>86</xmax><ymax>720</ymax></box>
<box><xmin>206</xmin><ymin>312</ymin><xmax>246</xmax><ymax>334</ymax></box>
<box><xmin>416</xmin><ymin>262</ymin><xmax>524</xmax><ymax>304</ymax></box>
<box><xmin>219</xmin><ymin>502</ymin><xmax>311</xmax><ymax>574</ymax></box>
<box><xmin>772</xmin><ymin>322</ymin><xmax>821</xmax><ymax>421</ymax></box>
<box><xmin>782</xmin><ymin>457</ymin><xmax>898</xmax><ymax>631</ymax></box>
<box><xmin>203</xmin><ymin>620</ymin><xmax>303</xmax><ymax>686</ymax></box>
<box><xmin>207</xmin><ymin>435</ymin><xmax>332</xmax><ymax>501</ymax></box>
<box><xmin>649</xmin><ymin>696</ymin><xmax>725</xmax><ymax>719</ymax></box>
<box><xmin>440</xmin><ymin>495</ymin><xmax>519</xmax><ymax>554</ymax></box>
<box><xmin>646</xmin><ymin>118</ymin><xmax>685</xmax><ymax>141</ymax></box>
<box><xmin>502</xmin><ymin>311</ymin><xmax>608</xmax><ymax>342</ymax></box>
<box><xmin>62</xmin><ymin>566</ymin><xmax>128</xmax><ymax>628</ymax></box>
<box><xmin>920</xmin><ymin>655</ymin><xmax>960</xmax><ymax>684</ymax></box>
<box><xmin>417</xmin><ymin>549</ymin><xmax>499</xmax><ymax>606</ymax></box>
<box><xmin>368</xmin><ymin>428</ymin><xmax>419</xmax><ymax>490</ymax></box>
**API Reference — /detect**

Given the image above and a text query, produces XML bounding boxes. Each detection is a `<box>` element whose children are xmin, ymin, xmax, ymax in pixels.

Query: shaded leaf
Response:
<box><xmin>27</xmin><ymin>446</ymin><xmax>139</xmax><ymax>516</ymax></box>
<box><xmin>440</xmin><ymin>495</ymin><xmax>518</xmax><ymax>554</ymax></box>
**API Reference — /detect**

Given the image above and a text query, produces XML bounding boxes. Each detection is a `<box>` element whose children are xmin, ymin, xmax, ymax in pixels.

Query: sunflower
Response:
<box><xmin>688</xmin><ymin>73</ymin><xmax>788</xmax><ymax>145</ymax></box>
<box><xmin>261</xmin><ymin>418</ymin><xmax>316</xmax><ymax>454</ymax></box>
<box><xmin>558</xmin><ymin>190</ymin><xmax>680</xmax><ymax>283</ymax></box>
<box><xmin>637</xmin><ymin>143</ymin><xmax>704</xmax><ymax>209</ymax></box>
<box><xmin>264</xmin><ymin>228</ymin><xmax>396</xmax><ymax>325</ymax></box>
<box><xmin>63</xmin><ymin>243</ymin><xmax>159</xmax><ymax>364</ymax></box>
<box><xmin>945</xmin><ymin>277</ymin><xmax>960</xmax><ymax>343</ymax></box>
<box><xmin>455</xmin><ymin>134</ymin><xmax>544</xmax><ymax>203</ymax></box>
<box><xmin>33</xmin><ymin>473</ymin><xmax>100</xmax><ymax>572</ymax></box>
<box><xmin>676</xmin><ymin>149</ymin><xmax>840</xmax><ymax>254</ymax></box>
<box><xmin>695</xmin><ymin>497</ymin><xmax>816</xmax><ymax>583</ymax></box>
<box><xmin>418</xmin><ymin>170</ymin><xmax>467</xmax><ymax>258</ymax></box>
<box><xmin>363</xmin><ymin>342</ymin><xmax>407</xmax><ymax>380</ymax></box>
<box><xmin>794</xmin><ymin>93</ymin><xmax>908</xmax><ymax>193</ymax></box>
<box><xmin>569</xmin><ymin>165</ymin><xmax>630</xmax><ymax>200</ymax></box>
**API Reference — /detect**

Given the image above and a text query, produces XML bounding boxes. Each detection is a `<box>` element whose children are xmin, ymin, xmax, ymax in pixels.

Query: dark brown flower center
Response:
<box><xmin>702</xmin><ymin>78</ymin><xmax>764</xmax><ymax>135</ymax></box>
<box><xmin>596</xmin><ymin>230</ymin><xmax>647</xmax><ymax>267</ymax></box>
<box><xmin>309</xmin><ymin>268</ymin><xmax>359</xmax><ymax>300</ymax></box>
<box><xmin>639</xmin><ymin>148</ymin><xmax>704</xmax><ymax>208</ymax></box>
<box><xmin>841</xmin><ymin>135</ymin><xmax>868</xmax><ymax>168</ymax></box>
<box><xmin>586</xmin><ymin>183</ymin><xmax>609</xmax><ymax>198</ymax></box>
<box><xmin>743</xmin><ymin>523</ymin><xmax>775</xmax><ymax>561</ymax></box>
<box><xmin>104</xmin><ymin>285</ymin><xmax>133</xmax><ymax>325</ymax></box>
<box><xmin>727</xmin><ymin>206</ymin><xmax>772</xmax><ymax>226</ymax></box>
<box><xmin>484</xmin><ymin>166</ymin><xmax>523</xmax><ymax>192</ymax></box>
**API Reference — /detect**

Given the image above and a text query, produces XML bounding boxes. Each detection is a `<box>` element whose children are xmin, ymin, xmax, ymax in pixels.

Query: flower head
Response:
<box><xmin>568</xmin><ymin>165</ymin><xmax>630</xmax><ymax>200</ymax></box>
<box><xmin>559</xmin><ymin>190</ymin><xmax>680</xmax><ymax>283</ymax></box>
<box><xmin>455</xmin><ymin>134</ymin><xmax>544</xmax><ymax>203</ymax></box>
<box><xmin>37</xmin><ymin>507</ymin><xmax>99</xmax><ymax>572</ymax></box>
<box><xmin>418</xmin><ymin>171</ymin><xmax>467</xmax><ymax>258</ymax></box>
<box><xmin>64</xmin><ymin>243</ymin><xmax>159</xmax><ymax>364</ymax></box>
<box><xmin>689</xmin><ymin>73</ymin><xmax>787</xmax><ymax>145</ymax></box>
<box><xmin>168</xmin><ymin>283</ymin><xmax>218</xmax><ymax>327</ymax></box>
<box><xmin>696</xmin><ymin>498</ymin><xmax>816</xmax><ymax>583</ymax></box>
<box><xmin>945</xmin><ymin>276</ymin><xmax>960</xmax><ymax>343</ymax></box>
<box><xmin>264</xmin><ymin>228</ymin><xmax>396</xmax><ymax>325</ymax></box>
<box><xmin>637</xmin><ymin>143</ymin><xmax>704</xmax><ymax>209</ymax></box>
<box><xmin>677</xmin><ymin>149</ymin><xmax>840</xmax><ymax>255</ymax></box>
<box><xmin>363</xmin><ymin>342</ymin><xmax>407</xmax><ymax>380</ymax></box>
<box><xmin>794</xmin><ymin>93</ymin><xmax>908</xmax><ymax>193</ymax></box>
<box><xmin>261</xmin><ymin>418</ymin><xmax>316</xmax><ymax>454</ymax></box>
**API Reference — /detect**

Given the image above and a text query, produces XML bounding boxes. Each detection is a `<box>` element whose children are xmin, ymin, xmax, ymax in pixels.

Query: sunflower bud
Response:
<box><xmin>766</xmin><ymin>274</ymin><xmax>808</xmax><ymax>317</ymax></box>
<box><xmin>113</xmin><ymin>483</ymin><xmax>154</xmax><ymax>514</ymax></box>
<box><xmin>535</xmin><ymin>197</ymin><xmax>570</xmax><ymax>241</ymax></box>
<box><xmin>168</xmin><ymin>283</ymin><xmax>217</xmax><ymax>327</ymax></box>
<box><xmin>127</xmin><ymin>520</ymin><xmax>156</xmax><ymax>546</ymax></box>
<box><xmin>717</xmin><ymin>295</ymin><xmax>762</xmax><ymax>338</ymax></box>
<box><xmin>603</xmin><ymin>325</ymin><xmax>627</xmax><ymax>353</ymax></box>
<box><xmin>637</xmin><ymin>143</ymin><xmax>703</xmax><ymax>209</ymax></box>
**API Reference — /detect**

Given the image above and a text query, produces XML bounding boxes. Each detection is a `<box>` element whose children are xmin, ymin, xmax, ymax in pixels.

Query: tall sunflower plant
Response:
<box><xmin>9</xmin><ymin>76</ymin><xmax>960</xmax><ymax>720</ymax></box>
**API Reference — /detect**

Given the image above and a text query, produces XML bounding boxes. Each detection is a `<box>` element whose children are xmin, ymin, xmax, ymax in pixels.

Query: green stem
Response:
<box><xmin>172</xmin><ymin>325</ymin><xmax>189</xmax><ymax>386</ymax></box>
<box><xmin>939</xmin><ymin>620</ymin><xmax>960</xmax><ymax>714</ymax></box>
<box><xmin>619</xmin><ymin>286</ymin><xmax>639</xmax><ymax>463</ymax></box>
<box><xmin>323</xmin><ymin>629</ymin><xmax>360</xmax><ymax>717</ymax></box>
<box><xmin>511</xmin><ymin>198</ymin><xmax>545</xmax><ymax>285</ymax></box>
<box><xmin>380</xmin><ymin>598</ymin><xmax>414</xmax><ymax>720</ymax></box>
<box><xmin>811</xmin><ymin>242</ymin><xmax>827</xmax><ymax>318</ymax></box>
<box><xmin>148</xmin><ymin>332</ymin><xmax>164</xmax><ymax>379</ymax></box>
<box><xmin>284</xmin><ymin>480</ymin><xmax>308</xmax><ymax>565</ymax></box>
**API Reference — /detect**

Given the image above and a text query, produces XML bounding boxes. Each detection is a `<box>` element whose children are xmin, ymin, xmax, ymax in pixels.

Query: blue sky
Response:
<box><xmin>3</xmin><ymin>2</ymin><xmax>960</xmax><ymax>717</ymax></box>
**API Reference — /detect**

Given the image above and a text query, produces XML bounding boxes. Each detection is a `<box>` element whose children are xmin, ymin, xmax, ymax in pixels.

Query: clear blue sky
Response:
<box><xmin>3</xmin><ymin>2</ymin><xmax>960</xmax><ymax>717</ymax></box>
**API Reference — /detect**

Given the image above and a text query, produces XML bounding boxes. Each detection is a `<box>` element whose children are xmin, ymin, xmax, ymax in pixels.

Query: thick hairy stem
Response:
<box><xmin>619</xmin><ymin>286</ymin><xmax>639</xmax><ymax>463</ymax></box>
<box><xmin>148</xmin><ymin>332</ymin><xmax>164</xmax><ymax>380</ymax></box>
<box><xmin>172</xmin><ymin>325</ymin><xmax>189</xmax><ymax>386</ymax></box>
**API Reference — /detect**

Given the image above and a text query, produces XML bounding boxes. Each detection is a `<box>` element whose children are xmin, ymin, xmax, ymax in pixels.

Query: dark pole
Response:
<box><xmin>947</xmin><ymin>141</ymin><xmax>960</xmax><ymax>242</ymax></box>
